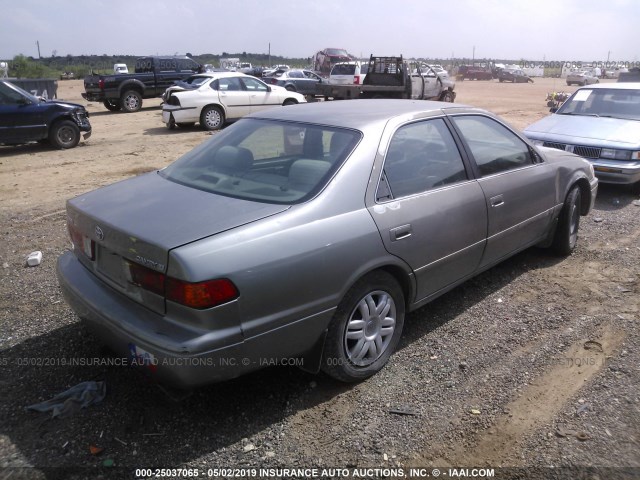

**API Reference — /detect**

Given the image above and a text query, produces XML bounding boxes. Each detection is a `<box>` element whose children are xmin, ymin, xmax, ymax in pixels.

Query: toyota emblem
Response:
<box><xmin>95</xmin><ymin>225</ymin><xmax>104</xmax><ymax>241</ymax></box>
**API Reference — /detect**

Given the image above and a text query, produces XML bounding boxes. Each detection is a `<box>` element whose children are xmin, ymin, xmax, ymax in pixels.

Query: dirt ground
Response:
<box><xmin>0</xmin><ymin>78</ymin><xmax>639</xmax><ymax>479</ymax></box>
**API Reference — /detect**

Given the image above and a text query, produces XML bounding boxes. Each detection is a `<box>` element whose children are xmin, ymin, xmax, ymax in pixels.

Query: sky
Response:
<box><xmin>1</xmin><ymin>0</ymin><xmax>638</xmax><ymax>65</ymax></box>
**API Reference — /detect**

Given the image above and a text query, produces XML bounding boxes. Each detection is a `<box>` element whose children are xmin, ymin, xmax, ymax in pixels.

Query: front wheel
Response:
<box><xmin>551</xmin><ymin>186</ymin><xmax>581</xmax><ymax>255</ymax></box>
<box><xmin>120</xmin><ymin>90</ymin><xmax>142</xmax><ymax>112</ymax></box>
<box><xmin>200</xmin><ymin>105</ymin><xmax>225</xmax><ymax>130</ymax></box>
<box><xmin>49</xmin><ymin>120</ymin><xmax>80</xmax><ymax>149</ymax></box>
<box><xmin>440</xmin><ymin>91</ymin><xmax>455</xmax><ymax>102</ymax></box>
<box><xmin>282</xmin><ymin>98</ymin><xmax>298</xmax><ymax>106</ymax></box>
<box><xmin>321</xmin><ymin>271</ymin><xmax>405</xmax><ymax>382</ymax></box>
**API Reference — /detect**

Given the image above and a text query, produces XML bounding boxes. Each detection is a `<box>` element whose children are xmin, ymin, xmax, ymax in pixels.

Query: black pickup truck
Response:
<box><xmin>82</xmin><ymin>56</ymin><xmax>202</xmax><ymax>112</ymax></box>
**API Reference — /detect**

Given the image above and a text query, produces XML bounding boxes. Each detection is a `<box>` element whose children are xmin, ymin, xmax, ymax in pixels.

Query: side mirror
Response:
<box><xmin>549</xmin><ymin>107</ymin><xmax>558</xmax><ymax>113</ymax></box>
<box><xmin>266</xmin><ymin>86</ymin><xmax>271</xmax><ymax>92</ymax></box>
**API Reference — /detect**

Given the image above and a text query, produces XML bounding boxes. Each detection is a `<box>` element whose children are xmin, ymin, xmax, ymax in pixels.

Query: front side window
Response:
<box><xmin>451</xmin><ymin>115</ymin><xmax>533</xmax><ymax>177</ymax></box>
<box><xmin>380</xmin><ymin>118</ymin><xmax>468</xmax><ymax>200</ymax></box>
<box><xmin>240</xmin><ymin>77</ymin><xmax>268</xmax><ymax>92</ymax></box>
<box><xmin>160</xmin><ymin>119</ymin><xmax>360</xmax><ymax>204</ymax></box>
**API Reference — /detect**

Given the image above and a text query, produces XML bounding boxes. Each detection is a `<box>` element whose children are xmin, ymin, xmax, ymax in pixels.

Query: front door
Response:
<box><xmin>449</xmin><ymin>114</ymin><xmax>556</xmax><ymax>268</ymax></box>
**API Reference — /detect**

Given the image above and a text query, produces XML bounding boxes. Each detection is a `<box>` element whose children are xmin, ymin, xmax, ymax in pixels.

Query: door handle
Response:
<box><xmin>490</xmin><ymin>195</ymin><xmax>505</xmax><ymax>207</ymax></box>
<box><xmin>390</xmin><ymin>224</ymin><xmax>412</xmax><ymax>241</ymax></box>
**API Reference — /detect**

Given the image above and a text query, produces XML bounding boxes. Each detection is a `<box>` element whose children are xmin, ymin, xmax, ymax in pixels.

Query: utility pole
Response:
<box><xmin>472</xmin><ymin>46</ymin><xmax>475</xmax><ymax>65</ymax></box>
<box><xmin>36</xmin><ymin>40</ymin><xmax>41</xmax><ymax>59</ymax></box>
<box><xmin>268</xmin><ymin>43</ymin><xmax>271</xmax><ymax>67</ymax></box>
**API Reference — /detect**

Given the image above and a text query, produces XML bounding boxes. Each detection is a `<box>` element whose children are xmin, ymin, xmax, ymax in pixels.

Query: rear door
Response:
<box><xmin>449</xmin><ymin>114</ymin><xmax>556</xmax><ymax>268</ymax></box>
<box><xmin>368</xmin><ymin>117</ymin><xmax>487</xmax><ymax>301</ymax></box>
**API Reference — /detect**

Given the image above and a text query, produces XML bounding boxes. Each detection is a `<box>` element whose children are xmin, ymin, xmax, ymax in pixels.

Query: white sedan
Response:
<box><xmin>162</xmin><ymin>73</ymin><xmax>306</xmax><ymax>130</ymax></box>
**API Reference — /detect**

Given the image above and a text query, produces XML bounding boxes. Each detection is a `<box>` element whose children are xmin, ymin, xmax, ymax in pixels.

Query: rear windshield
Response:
<box><xmin>331</xmin><ymin>64</ymin><xmax>356</xmax><ymax>76</ymax></box>
<box><xmin>160</xmin><ymin>119</ymin><xmax>361</xmax><ymax>204</ymax></box>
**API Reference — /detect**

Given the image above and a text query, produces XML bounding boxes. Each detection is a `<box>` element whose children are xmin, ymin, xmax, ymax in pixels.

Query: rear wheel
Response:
<box><xmin>103</xmin><ymin>99</ymin><xmax>121</xmax><ymax>111</ymax></box>
<box><xmin>49</xmin><ymin>120</ymin><xmax>80</xmax><ymax>149</ymax></box>
<box><xmin>285</xmin><ymin>85</ymin><xmax>296</xmax><ymax>92</ymax></box>
<box><xmin>200</xmin><ymin>105</ymin><xmax>224</xmax><ymax>130</ymax></box>
<box><xmin>321</xmin><ymin>271</ymin><xmax>405</xmax><ymax>382</ymax></box>
<box><xmin>120</xmin><ymin>90</ymin><xmax>142</xmax><ymax>112</ymax></box>
<box><xmin>552</xmin><ymin>186</ymin><xmax>581</xmax><ymax>255</ymax></box>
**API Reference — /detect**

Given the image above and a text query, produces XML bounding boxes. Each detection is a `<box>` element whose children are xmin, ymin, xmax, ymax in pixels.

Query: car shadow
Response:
<box><xmin>0</xmin><ymin>141</ymin><xmax>91</xmax><ymax>157</ymax></box>
<box><xmin>0</xmin><ymin>246</ymin><xmax>567</xmax><ymax>474</ymax></box>
<box><xmin>87</xmin><ymin>105</ymin><xmax>162</xmax><ymax>117</ymax></box>
<box><xmin>592</xmin><ymin>183</ymin><xmax>639</xmax><ymax>211</ymax></box>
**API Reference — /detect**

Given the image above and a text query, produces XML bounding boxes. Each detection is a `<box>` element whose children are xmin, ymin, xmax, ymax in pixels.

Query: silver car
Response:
<box><xmin>57</xmin><ymin>100</ymin><xmax>597</xmax><ymax>388</ymax></box>
<box><xmin>524</xmin><ymin>83</ymin><xmax>640</xmax><ymax>186</ymax></box>
<box><xmin>566</xmin><ymin>70</ymin><xmax>599</xmax><ymax>86</ymax></box>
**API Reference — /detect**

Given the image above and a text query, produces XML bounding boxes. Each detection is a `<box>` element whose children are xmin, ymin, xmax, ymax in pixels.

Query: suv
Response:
<box><xmin>0</xmin><ymin>80</ymin><xmax>91</xmax><ymax>149</ymax></box>
<box><xmin>329</xmin><ymin>62</ymin><xmax>369</xmax><ymax>85</ymax></box>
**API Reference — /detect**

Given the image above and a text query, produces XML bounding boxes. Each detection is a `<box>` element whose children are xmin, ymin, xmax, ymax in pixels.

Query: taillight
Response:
<box><xmin>166</xmin><ymin>278</ymin><xmax>239</xmax><ymax>309</ymax></box>
<box><xmin>354</xmin><ymin>75</ymin><xmax>360</xmax><ymax>85</ymax></box>
<box><xmin>98</xmin><ymin>79</ymin><xmax>105</xmax><ymax>89</ymax></box>
<box><xmin>129</xmin><ymin>262</ymin><xmax>165</xmax><ymax>296</ymax></box>
<box><xmin>128</xmin><ymin>263</ymin><xmax>238</xmax><ymax>309</ymax></box>
<box><xmin>68</xmin><ymin>223</ymin><xmax>95</xmax><ymax>260</ymax></box>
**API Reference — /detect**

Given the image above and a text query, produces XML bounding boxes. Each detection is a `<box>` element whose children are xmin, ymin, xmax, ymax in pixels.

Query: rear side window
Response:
<box><xmin>451</xmin><ymin>115</ymin><xmax>533</xmax><ymax>176</ymax></box>
<box><xmin>331</xmin><ymin>64</ymin><xmax>356</xmax><ymax>76</ymax></box>
<box><xmin>381</xmin><ymin>118</ymin><xmax>468</xmax><ymax>200</ymax></box>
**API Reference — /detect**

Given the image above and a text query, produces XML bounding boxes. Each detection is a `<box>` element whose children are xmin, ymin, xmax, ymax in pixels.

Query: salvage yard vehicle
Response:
<box><xmin>0</xmin><ymin>79</ymin><xmax>91</xmax><ymax>149</ymax></box>
<box><xmin>317</xmin><ymin>56</ymin><xmax>456</xmax><ymax>101</ymax></box>
<box><xmin>264</xmin><ymin>69</ymin><xmax>324</xmax><ymax>96</ymax></box>
<box><xmin>524</xmin><ymin>83</ymin><xmax>640</xmax><ymax>187</ymax></box>
<box><xmin>161</xmin><ymin>72</ymin><xmax>305</xmax><ymax>130</ymax></box>
<box><xmin>82</xmin><ymin>56</ymin><xmax>202</xmax><ymax>112</ymax></box>
<box><xmin>456</xmin><ymin>64</ymin><xmax>494</xmax><ymax>80</ymax></box>
<box><xmin>57</xmin><ymin>99</ymin><xmax>597</xmax><ymax>388</ymax></box>
<box><xmin>566</xmin><ymin>70</ymin><xmax>599</xmax><ymax>86</ymax></box>
<box><xmin>498</xmin><ymin>68</ymin><xmax>534</xmax><ymax>83</ymax></box>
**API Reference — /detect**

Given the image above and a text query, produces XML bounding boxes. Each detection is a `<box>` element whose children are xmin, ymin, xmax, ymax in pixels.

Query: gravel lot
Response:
<box><xmin>0</xmin><ymin>78</ymin><xmax>639</xmax><ymax>480</ymax></box>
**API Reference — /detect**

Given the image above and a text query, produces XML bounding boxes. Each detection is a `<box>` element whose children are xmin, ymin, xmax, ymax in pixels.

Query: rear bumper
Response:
<box><xmin>81</xmin><ymin>92</ymin><xmax>106</xmax><ymax>102</ymax></box>
<box><xmin>56</xmin><ymin>251</ymin><xmax>332</xmax><ymax>388</ymax></box>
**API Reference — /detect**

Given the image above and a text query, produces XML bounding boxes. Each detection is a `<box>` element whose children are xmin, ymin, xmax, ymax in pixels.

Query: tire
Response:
<box><xmin>321</xmin><ymin>271</ymin><xmax>405</xmax><ymax>382</ymax></box>
<box><xmin>120</xmin><ymin>90</ymin><xmax>142</xmax><ymax>113</ymax></box>
<box><xmin>582</xmin><ymin>80</ymin><xmax>588</xmax><ymax>86</ymax></box>
<box><xmin>200</xmin><ymin>105</ymin><xmax>225</xmax><ymax>131</ymax></box>
<box><xmin>566</xmin><ymin>82</ymin><xmax>572</xmax><ymax>86</ymax></box>
<box><xmin>440</xmin><ymin>91</ymin><xmax>454</xmax><ymax>102</ymax></box>
<box><xmin>49</xmin><ymin>120</ymin><xmax>80</xmax><ymax>149</ymax></box>
<box><xmin>285</xmin><ymin>85</ymin><xmax>296</xmax><ymax>92</ymax></box>
<box><xmin>176</xmin><ymin>122</ymin><xmax>195</xmax><ymax>128</ymax></box>
<box><xmin>282</xmin><ymin>98</ymin><xmax>298</xmax><ymax>106</ymax></box>
<box><xmin>103</xmin><ymin>99</ymin><xmax>121</xmax><ymax>111</ymax></box>
<box><xmin>499</xmin><ymin>78</ymin><xmax>504</xmax><ymax>83</ymax></box>
<box><xmin>551</xmin><ymin>186</ymin><xmax>581</xmax><ymax>255</ymax></box>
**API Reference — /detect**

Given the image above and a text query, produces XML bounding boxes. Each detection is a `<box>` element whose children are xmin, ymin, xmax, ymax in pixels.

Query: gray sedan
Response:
<box><xmin>57</xmin><ymin>100</ymin><xmax>597</xmax><ymax>388</ymax></box>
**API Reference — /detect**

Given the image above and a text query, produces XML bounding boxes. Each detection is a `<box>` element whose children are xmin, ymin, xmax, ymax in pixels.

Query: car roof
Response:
<box><xmin>576</xmin><ymin>82</ymin><xmax>640</xmax><ymax>90</ymax></box>
<box><xmin>191</xmin><ymin>72</ymin><xmax>249</xmax><ymax>79</ymax></box>
<box><xmin>249</xmin><ymin>99</ymin><xmax>473</xmax><ymax>129</ymax></box>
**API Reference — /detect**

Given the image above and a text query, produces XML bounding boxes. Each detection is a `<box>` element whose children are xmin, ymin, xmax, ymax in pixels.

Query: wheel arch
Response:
<box><xmin>117</xmin><ymin>80</ymin><xmax>145</xmax><ymax>96</ymax></box>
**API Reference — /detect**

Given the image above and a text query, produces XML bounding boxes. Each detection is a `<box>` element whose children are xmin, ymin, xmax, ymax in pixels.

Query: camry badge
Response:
<box><xmin>95</xmin><ymin>225</ymin><xmax>104</xmax><ymax>241</ymax></box>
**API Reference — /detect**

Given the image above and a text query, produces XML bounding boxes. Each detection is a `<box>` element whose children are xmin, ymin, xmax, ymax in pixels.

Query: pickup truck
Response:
<box><xmin>82</xmin><ymin>56</ymin><xmax>202</xmax><ymax>112</ymax></box>
<box><xmin>316</xmin><ymin>56</ymin><xmax>456</xmax><ymax>102</ymax></box>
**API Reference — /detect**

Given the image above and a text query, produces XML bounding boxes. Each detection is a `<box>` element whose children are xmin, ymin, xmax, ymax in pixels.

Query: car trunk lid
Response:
<box><xmin>67</xmin><ymin>172</ymin><xmax>289</xmax><ymax>313</ymax></box>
